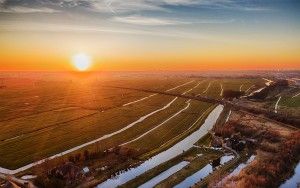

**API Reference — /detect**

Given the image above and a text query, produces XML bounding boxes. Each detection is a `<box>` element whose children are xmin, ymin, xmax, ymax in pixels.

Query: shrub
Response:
<box><xmin>34</xmin><ymin>176</ymin><xmax>65</xmax><ymax>188</ymax></box>
<box><xmin>83</xmin><ymin>150</ymin><xmax>90</xmax><ymax>161</ymax></box>
<box><xmin>223</xmin><ymin>90</ymin><xmax>245</xmax><ymax>99</ymax></box>
<box><xmin>75</xmin><ymin>153</ymin><xmax>81</xmax><ymax>162</ymax></box>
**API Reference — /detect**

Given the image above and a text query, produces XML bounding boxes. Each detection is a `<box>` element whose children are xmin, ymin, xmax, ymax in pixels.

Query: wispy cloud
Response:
<box><xmin>0</xmin><ymin>0</ymin><xmax>270</xmax><ymax>14</ymax></box>
<box><xmin>0</xmin><ymin>20</ymin><xmax>234</xmax><ymax>43</ymax></box>
<box><xmin>112</xmin><ymin>15</ymin><xmax>235</xmax><ymax>26</ymax></box>
<box><xmin>0</xmin><ymin>6</ymin><xmax>58</xmax><ymax>13</ymax></box>
<box><xmin>113</xmin><ymin>15</ymin><xmax>190</xmax><ymax>26</ymax></box>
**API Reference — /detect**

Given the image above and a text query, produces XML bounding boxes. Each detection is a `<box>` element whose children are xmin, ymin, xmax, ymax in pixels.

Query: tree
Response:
<box><xmin>223</xmin><ymin>90</ymin><xmax>244</xmax><ymax>99</ymax></box>
<box><xmin>83</xmin><ymin>150</ymin><xmax>90</xmax><ymax>161</ymax></box>
<box><xmin>68</xmin><ymin>156</ymin><xmax>75</xmax><ymax>163</ymax></box>
<box><xmin>75</xmin><ymin>153</ymin><xmax>81</xmax><ymax>162</ymax></box>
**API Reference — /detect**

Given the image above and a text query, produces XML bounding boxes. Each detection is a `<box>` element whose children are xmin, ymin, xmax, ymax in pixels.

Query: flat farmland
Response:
<box><xmin>0</xmin><ymin>76</ymin><xmax>193</xmax><ymax>121</ymax></box>
<box><xmin>0</xmin><ymin>74</ymin><xmax>196</xmax><ymax>169</ymax></box>
<box><xmin>0</xmin><ymin>74</ymin><xmax>265</xmax><ymax>174</ymax></box>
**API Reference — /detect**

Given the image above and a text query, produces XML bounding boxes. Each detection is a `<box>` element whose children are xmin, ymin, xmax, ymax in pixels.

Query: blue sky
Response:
<box><xmin>1</xmin><ymin>0</ymin><xmax>299</xmax><ymax>28</ymax></box>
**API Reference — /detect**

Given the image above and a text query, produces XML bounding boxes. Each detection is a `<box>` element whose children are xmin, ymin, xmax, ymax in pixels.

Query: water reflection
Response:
<box><xmin>97</xmin><ymin>105</ymin><xmax>224</xmax><ymax>188</ymax></box>
<box><xmin>174</xmin><ymin>155</ymin><xmax>234</xmax><ymax>188</ymax></box>
<box><xmin>217</xmin><ymin>155</ymin><xmax>255</xmax><ymax>187</ymax></box>
<box><xmin>139</xmin><ymin>161</ymin><xmax>189</xmax><ymax>188</ymax></box>
<box><xmin>230</xmin><ymin>155</ymin><xmax>255</xmax><ymax>176</ymax></box>
<box><xmin>280</xmin><ymin>162</ymin><xmax>300</xmax><ymax>188</ymax></box>
<box><xmin>174</xmin><ymin>163</ymin><xmax>212</xmax><ymax>188</ymax></box>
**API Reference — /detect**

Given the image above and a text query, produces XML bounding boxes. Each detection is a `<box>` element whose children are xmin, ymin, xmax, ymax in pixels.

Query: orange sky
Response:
<box><xmin>0</xmin><ymin>0</ymin><xmax>300</xmax><ymax>71</ymax></box>
<box><xmin>1</xmin><ymin>36</ymin><xmax>299</xmax><ymax>71</ymax></box>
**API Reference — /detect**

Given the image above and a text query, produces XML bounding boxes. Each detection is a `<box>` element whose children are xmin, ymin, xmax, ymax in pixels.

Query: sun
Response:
<box><xmin>72</xmin><ymin>53</ymin><xmax>92</xmax><ymax>71</ymax></box>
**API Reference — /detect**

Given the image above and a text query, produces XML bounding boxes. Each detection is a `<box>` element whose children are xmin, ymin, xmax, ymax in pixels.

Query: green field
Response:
<box><xmin>0</xmin><ymin>74</ymin><xmax>263</xmax><ymax>171</ymax></box>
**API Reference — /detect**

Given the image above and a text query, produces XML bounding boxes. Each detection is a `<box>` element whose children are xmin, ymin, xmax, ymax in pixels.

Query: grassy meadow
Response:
<box><xmin>0</xmin><ymin>73</ymin><xmax>263</xmax><ymax>170</ymax></box>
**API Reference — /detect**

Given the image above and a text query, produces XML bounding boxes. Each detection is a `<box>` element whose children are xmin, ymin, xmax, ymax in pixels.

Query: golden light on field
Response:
<box><xmin>72</xmin><ymin>53</ymin><xmax>92</xmax><ymax>71</ymax></box>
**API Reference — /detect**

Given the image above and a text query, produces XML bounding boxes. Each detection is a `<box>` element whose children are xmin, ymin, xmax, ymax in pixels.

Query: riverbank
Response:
<box><xmin>95</xmin><ymin>105</ymin><xmax>224</xmax><ymax>188</ymax></box>
<box><xmin>209</xmin><ymin>110</ymin><xmax>300</xmax><ymax>187</ymax></box>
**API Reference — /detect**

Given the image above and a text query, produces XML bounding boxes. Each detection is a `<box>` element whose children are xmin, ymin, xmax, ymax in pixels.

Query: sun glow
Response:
<box><xmin>72</xmin><ymin>53</ymin><xmax>92</xmax><ymax>71</ymax></box>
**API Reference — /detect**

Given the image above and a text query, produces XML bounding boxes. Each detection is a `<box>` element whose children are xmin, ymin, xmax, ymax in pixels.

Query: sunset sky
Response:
<box><xmin>0</xmin><ymin>0</ymin><xmax>299</xmax><ymax>71</ymax></box>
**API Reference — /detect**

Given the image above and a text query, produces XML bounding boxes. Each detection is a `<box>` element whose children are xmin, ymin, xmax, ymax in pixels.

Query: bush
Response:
<box><xmin>223</xmin><ymin>90</ymin><xmax>245</xmax><ymax>99</ymax></box>
<box><xmin>34</xmin><ymin>176</ymin><xmax>65</xmax><ymax>188</ymax></box>
<box><xmin>68</xmin><ymin>156</ymin><xmax>75</xmax><ymax>163</ymax></box>
<box><xmin>84</xmin><ymin>150</ymin><xmax>90</xmax><ymax>161</ymax></box>
<box><xmin>214</xmin><ymin>122</ymin><xmax>235</xmax><ymax>137</ymax></box>
<box><xmin>75</xmin><ymin>153</ymin><xmax>81</xmax><ymax>162</ymax></box>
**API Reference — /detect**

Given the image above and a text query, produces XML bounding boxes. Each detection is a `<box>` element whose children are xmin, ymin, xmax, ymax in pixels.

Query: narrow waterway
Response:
<box><xmin>280</xmin><ymin>162</ymin><xmax>300</xmax><ymax>188</ymax></box>
<box><xmin>0</xmin><ymin>82</ymin><xmax>200</xmax><ymax>174</ymax></box>
<box><xmin>275</xmin><ymin>96</ymin><xmax>281</xmax><ymax>113</ymax></box>
<box><xmin>174</xmin><ymin>164</ymin><xmax>212</xmax><ymax>188</ymax></box>
<box><xmin>225</xmin><ymin>110</ymin><xmax>231</xmax><ymax>123</ymax></box>
<box><xmin>247</xmin><ymin>78</ymin><xmax>272</xmax><ymax>97</ymax></box>
<box><xmin>203</xmin><ymin>82</ymin><xmax>211</xmax><ymax>94</ymax></box>
<box><xmin>245</xmin><ymin>85</ymin><xmax>254</xmax><ymax>93</ymax></box>
<box><xmin>123</xmin><ymin>80</ymin><xmax>194</xmax><ymax>106</ymax></box>
<box><xmin>217</xmin><ymin>155</ymin><xmax>256</xmax><ymax>187</ymax></box>
<box><xmin>0</xmin><ymin>97</ymin><xmax>179</xmax><ymax>174</ymax></box>
<box><xmin>229</xmin><ymin>155</ymin><xmax>255</xmax><ymax>176</ymax></box>
<box><xmin>123</xmin><ymin>94</ymin><xmax>157</xmax><ymax>106</ymax></box>
<box><xmin>239</xmin><ymin>84</ymin><xmax>244</xmax><ymax>92</ymax></box>
<box><xmin>166</xmin><ymin>80</ymin><xmax>195</xmax><ymax>92</ymax></box>
<box><xmin>97</xmin><ymin>105</ymin><xmax>224</xmax><ymax>188</ymax></box>
<box><xmin>174</xmin><ymin>155</ymin><xmax>234</xmax><ymax>188</ymax></box>
<box><xmin>139</xmin><ymin>161</ymin><xmax>189</xmax><ymax>188</ymax></box>
<box><xmin>120</xmin><ymin>101</ymin><xmax>190</xmax><ymax>146</ymax></box>
<box><xmin>262</xmin><ymin>78</ymin><xmax>273</xmax><ymax>86</ymax></box>
<box><xmin>121</xmin><ymin>81</ymin><xmax>202</xmax><ymax>146</ymax></box>
<box><xmin>248</xmin><ymin>87</ymin><xmax>265</xmax><ymax>96</ymax></box>
<box><xmin>292</xmin><ymin>92</ymin><xmax>300</xmax><ymax>98</ymax></box>
<box><xmin>220</xmin><ymin>84</ymin><xmax>223</xmax><ymax>96</ymax></box>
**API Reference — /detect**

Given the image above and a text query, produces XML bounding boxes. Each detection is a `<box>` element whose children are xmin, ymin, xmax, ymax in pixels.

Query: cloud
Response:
<box><xmin>0</xmin><ymin>6</ymin><xmax>58</xmax><ymax>13</ymax></box>
<box><xmin>113</xmin><ymin>15</ymin><xmax>190</xmax><ymax>26</ymax></box>
<box><xmin>0</xmin><ymin>0</ymin><xmax>59</xmax><ymax>13</ymax></box>
<box><xmin>100</xmin><ymin>0</ymin><xmax>238</xmax><ymax>13</ymax></box>
<box><xmin>0</xmin><ymin>20</ymin><xmax>232</xmax><ymax>43</ymax></box>
<box><xmin>112</xmin><ymin>15</ymin><xmax>235</xmax><ymax>26</ymax></box>
<box><xmin>0</xmin><ymin>0</ymin><xmax>270</xmax><ymax>14</ymax></box>
<box><xmin>92</xmin><ymin>0</ymin><xmax>167</xmax><ymax>14</ymax></box>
